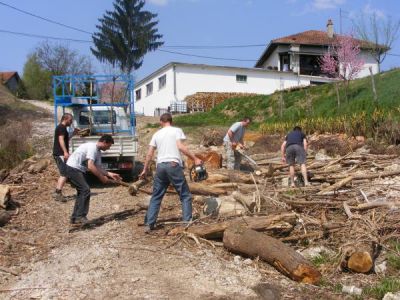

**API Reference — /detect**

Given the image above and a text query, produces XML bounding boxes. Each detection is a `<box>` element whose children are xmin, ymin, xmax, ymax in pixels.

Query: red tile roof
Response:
<box><xmin>271</xmin><ymin>30</ymin><xmax>373</xmax><ymax>48</ymax></box>
<box><xmin>0</xmin><ymin>71</ymin><xmax>19</xmax><ymax>83</ymax></box>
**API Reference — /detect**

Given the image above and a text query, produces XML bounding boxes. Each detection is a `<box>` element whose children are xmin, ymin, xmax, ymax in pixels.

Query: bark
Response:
<box><xmin>223</xmin><ymin>226</ymin><xmax>321</xmax><ymax>284</ymax></box>
<box><xmin>317</xmin><ymin>176</ymin><xmax>353</xmax><ymax>195</ymax></box>
<box><xmin>188</xmin><ymin>182</ymin><xmax>227</xmax><ymax>196</ymax></box>
<box><xmin>168</xmin><ymin>213</ymin><xmax>297</xmax><ymax>239</ymax></box>
<box><xmin>27</xmin><ymin>159</ymin><xmax>50</xmax><ymax>174</ymax></box>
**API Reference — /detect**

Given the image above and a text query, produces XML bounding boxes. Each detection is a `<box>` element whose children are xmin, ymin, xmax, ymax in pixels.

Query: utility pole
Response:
<box><xmin>339</xmin><ymin>8</ymin><xmax>342</xmax><ymax>34</ymax></box>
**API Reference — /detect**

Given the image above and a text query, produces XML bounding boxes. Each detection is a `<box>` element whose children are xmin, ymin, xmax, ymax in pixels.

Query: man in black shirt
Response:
<box><xmin>53</xmin><ymin>113</ymin><xmax>74</xmax><ymax>202</ymax></box>
<box><xmin>280</xmin><ymin>126</ymin><xmax>310</xmax><ymax>187</ymax></box>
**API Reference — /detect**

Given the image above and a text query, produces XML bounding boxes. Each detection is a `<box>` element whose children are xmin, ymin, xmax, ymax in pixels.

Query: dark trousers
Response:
<box><xmin>66</xmin><ymin>165</ymin><xmax>90</xmax><ymax>221</ymax></box>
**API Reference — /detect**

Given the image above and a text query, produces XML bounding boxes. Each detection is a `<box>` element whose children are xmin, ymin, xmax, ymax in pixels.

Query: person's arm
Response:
<box><xmin>281</xmin><ymin>141</ymin><xmax>287</xmax><ymax>163</ymax></box>
<box><xmin>139</xmin><ymin>146</ymin><xmax>156</xmax><ymax>178</ymax></box>
<box><xmin>58</xmin><ymin>135</ymin><xmax>69</xmax><ymax>161</ymax></box>
<box><xmin>88</xmin><ymin>159</ymin><xmax>109</xmax><ymax>183</ymax></box>
<box><xmin>176</xmin><ymin>140</ymin><xmax>202</xmax><ymax>165</ymax></box>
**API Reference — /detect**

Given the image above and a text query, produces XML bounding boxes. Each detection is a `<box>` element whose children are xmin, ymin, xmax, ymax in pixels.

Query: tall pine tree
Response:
<box><xmin>91</xmin><ymin>0</ymin><xmax>163</xmax><ymax>74</ymax></box>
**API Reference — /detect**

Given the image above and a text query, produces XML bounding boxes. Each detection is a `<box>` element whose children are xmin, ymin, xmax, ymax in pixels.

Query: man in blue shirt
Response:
<box><xmin>281</xmin><ymin>126</ymin><xmax>310</xmax><ymax>187</ymax></box>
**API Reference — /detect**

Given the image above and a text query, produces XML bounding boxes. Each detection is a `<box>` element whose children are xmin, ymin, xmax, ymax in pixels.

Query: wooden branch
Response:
<box><xmin>317</xmin><ymin>176</ymin><xmax>353</xmax><ymax>195</ymax></box>
<box><xmin>168</xmin><ymin>213</ymin><xmax>297</xmax><ymax>239</ymax></box>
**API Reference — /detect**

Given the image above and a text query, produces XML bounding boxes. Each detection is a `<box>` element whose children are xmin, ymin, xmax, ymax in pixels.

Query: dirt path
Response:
<box><xmin>0</xmin><ymin>102</ymin><xmax>270</xmax><ymax>299</ymax></box>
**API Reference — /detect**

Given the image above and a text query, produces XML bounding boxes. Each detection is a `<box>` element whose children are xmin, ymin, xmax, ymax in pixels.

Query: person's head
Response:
<box><xmin>293</xmin><ymin>126</ymin><xmax>302</xmax><ymax>132</ymax></box>
<box><xmin>160</xmin><ymin>113</ymin><xmax>172</xmax><ymax>127</ymax></box>
<box><xmin>241</xmin><ymin>117</ymin><xmax>251</xmax><ymax>127</ymax></box>
<box><xmin>61</xmin><ymin>113</ymin><xmax>73</xmax><ymax>126</ymax></box>
<box><xmin>97</xmin><ymin>134</ymin><xmax>114</xmax><ymax>151</ymax></box>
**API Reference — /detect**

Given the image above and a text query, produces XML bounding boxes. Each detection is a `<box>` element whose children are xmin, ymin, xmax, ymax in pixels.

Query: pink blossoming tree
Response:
<box><xmin>320</xmin><ymin>34</ymin><xmax>365</xmax><ymax>106</ymax></box>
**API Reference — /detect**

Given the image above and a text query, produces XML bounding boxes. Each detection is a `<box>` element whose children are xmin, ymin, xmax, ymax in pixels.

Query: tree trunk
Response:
<box><xmin>188</xmin><ymin>183</ymin><xmax>227</xmax><ymax>196</ymax></box>
<box><xmin>369</xmin><ymin>66</ymin><xmax>378</xmax><ymax>105</ymax></box>
<box><xmin>232</xmin><ymin>191</ymin><xmax>256</xmax><ymax>211</ymax></box>
<box><xmin>223</xmin><ymin>226</ymin><xmax>321</xmax><ymax>284</ymax></box>
<box><xmin>168</xmin><ymin>213</ymin><xmax>297</xmax><ymax>239</ymax></box>
<box><xmin>340</xmin><ymin>243</ymin><xmax>379</xmax><ymax>273</ymax></box>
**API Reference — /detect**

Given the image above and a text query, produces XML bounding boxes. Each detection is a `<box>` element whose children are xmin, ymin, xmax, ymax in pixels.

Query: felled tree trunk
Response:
<box><xmin>223</xmin><ymin>226</ymin><xmax>321</xmax><ymax>284</ymax></box>
<box><xmin>340</xmin><ymin>243</ymin><xmax>379</xmax><ymax>273</ymax></box>
<box><xmin>232</xmin><ymin>191</ymin><xmax>256</xmax><ymax>211</ymax></box>
<box><xmin>168</xmin><ymin>213</ymin><xmax>297</xmax><ymax>239</ymax></box>
<box><xmin>188</xmin><ymin>183</ymin><xmax>227</xmax><ymax>196</ymax></box>
<box><xmin>27</xmin><ymin>159</ymin><xmax>50</xmax><ymax>174</ymax></box>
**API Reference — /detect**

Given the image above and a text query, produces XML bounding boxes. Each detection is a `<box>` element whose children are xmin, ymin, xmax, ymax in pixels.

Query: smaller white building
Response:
<box><xmin>134</xmin><ymin>62</ymin><xmax>332</xmax><ymax>116</ymax></box>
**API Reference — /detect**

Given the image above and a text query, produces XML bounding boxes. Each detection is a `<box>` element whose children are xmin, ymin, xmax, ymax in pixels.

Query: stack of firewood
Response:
<box><xmin>185</xmin><ymin>92</ymin><xmax>258</xmax><ymax>112</ymax></box>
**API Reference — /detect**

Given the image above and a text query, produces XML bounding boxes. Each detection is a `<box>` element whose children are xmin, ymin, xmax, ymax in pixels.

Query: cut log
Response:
<box><xmin>232</xmin><ymin>191</ymin><xmax>256</xmax><ymax>211</ymax></box>
<box><xmin>168</xmin><ymin>213</ymin><xmax>297</xmax><ymax>239</ymax></box>
<box><xmin>203</xmin><ymin>173</ymin><xmax>230</xmax><ymax>184</ymax></box>
<box><xmin>0</xmin><ymin>211</ymin><xmax>11</xmax><ymax>226</ymax></box>
<box><xmin>223</xmin><ymin>226</ymin><xmax>321</xmax><ymax>284</ymax></box>
<box><xmin>210</xmin><ymin>182</ymin><xmax>238</xmax><ymax>189</ymax></box>
<box><xmin>0</xmin><ymin>185</ymin><xmax>11</xmax><ymax>209</ymax></box>
<box><xmin>203</xmin><ymin>196</ymin><xmax>246</xmax><ymax>216</ymax></box>
<box><xmin>340</xmin><ymin>243</ymin><xmax>378</xmax><ymax>273</ymax></box>
<box><xmin>188</xmin><ymin>182</ymin><xmax>227</xmax><ymax>196</ymax></box>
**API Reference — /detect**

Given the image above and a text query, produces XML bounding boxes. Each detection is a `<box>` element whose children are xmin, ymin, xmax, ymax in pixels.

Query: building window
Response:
<box><xmin>236</xmin><ymin>74</ymin><xmax>247</xmax><ymax>83</ymax></box>
<box><xmin>135</xmin><ymin>89</ymin><xmax>141</xmax><ymax>101</ymax></box>
<box><xmin>146</xmin><ymin>82</ymin><xmax>153</xmax><ymax>96</ymax></box>
<box><xmin>158</xmin><ymin>74</ymin><xmax>166</xmax><ymax>90</ymax></box>
<box><xmin>280</xmin><ymin>53</ymin><xmax>291</xmax><ymax>71</ymax></box>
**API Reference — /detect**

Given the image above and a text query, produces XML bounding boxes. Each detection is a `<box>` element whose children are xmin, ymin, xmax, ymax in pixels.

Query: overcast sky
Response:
<box><xmin>0</xmin><ymin>0</ymin><xmax>399</xmax><ymax>82</ymax></box>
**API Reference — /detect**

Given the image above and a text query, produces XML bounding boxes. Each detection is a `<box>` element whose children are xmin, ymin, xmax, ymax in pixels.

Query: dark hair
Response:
<box><xmin>160</xmin><ymin>113</ymin><xmax>172</xmax><ymax>123</ymax></box>
<box><xmin>61</xmin><ymin>113</ymin><xmax>72</xmax><ymax>122</ymax></box>
<box><xmin>293</xmin><ymin>126</ymin><xmax>302</xmax><ymax>131</ymax></box>
<box><xmin>99</xmin><ymin>134</ymin><xmax>114</xmax><ymax>144</ymax></box>
<box><xmin>242</xmin><ymin>117</ymin><xmax>251</xmax><ymax>122</ymax></box>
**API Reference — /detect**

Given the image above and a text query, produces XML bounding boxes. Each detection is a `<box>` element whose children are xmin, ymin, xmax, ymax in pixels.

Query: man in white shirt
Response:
<box><xmin>223</xmin><ymin>117</ymin><xmax>251</xmax><ymax>170</ymax></box>
<box><xmin>66</xmin><ymin>135</ymin><xmax>121</xmax><ymax>225</ymax></box>
<box><xmin>140</xmin><ymin>113</ymin><xmax>202</xmax><ymax>232</ymax></box>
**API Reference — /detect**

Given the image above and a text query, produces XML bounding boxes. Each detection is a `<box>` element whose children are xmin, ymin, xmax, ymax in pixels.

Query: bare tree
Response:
<box><xmin>353</xmin><ymin>13</ymin><xmax>400</xmax><ymax>73</ymax></box>
<box><xmin>35</xmin><ymin>41</ymin><xmax>94</xmax><ymax>75</ymax></box>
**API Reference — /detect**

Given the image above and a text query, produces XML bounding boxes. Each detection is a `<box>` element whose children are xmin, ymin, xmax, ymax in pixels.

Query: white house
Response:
<box><xmin>135</xmin><ymin>20</ymin><xmax>383</xmax><ymax>116</ymax></box>
<box><xmin>134</xmin><ymin>62</ymin><xmax>332</xmax><ymax>116</ymax></box>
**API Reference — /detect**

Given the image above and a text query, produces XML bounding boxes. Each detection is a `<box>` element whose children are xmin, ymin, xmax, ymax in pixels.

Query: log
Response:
<box><xmin>232</xmin><ymin>191</ymin><xmax>256</xmax><ymax>211</ymax></box>
<box><xmin>210</xmin><ymin>182</ymin><xmax>238</xmax><ymax>189</ymax></box>
<box><xmin>341</xmin><ymin>243</ymin><xmax>377</xmax><ymax>273</ymax></box>
<box><xmin>0</xmin><ymin>185</ymin><xmax>11</xmax><ymax>209</ymax></box>
<box><xmin>188</xmin><ymin>182</ymin><xmax>227</xmax><ymax>196</ymax></box>
<box><xmin>203</xmin><ymin>173</ymin><xmax>230</xmax><ymax>184</ymax></box>
<box><xmin>203</xmin><ymin>196</ymin><xmax>246</xmax><ymax>217</ymax></box>
<box><xmin>0</xmin><ymin>211</ymin><xmax>11</xmax><ymax>226</ymax></box>
<box><xmin>223</xmin><ymin>226</ymin><xmax>321</xmax><ymax>284</ymax></box>
<box><xmin>168</xmin><ymin>213</ymin><xmax>297</xmax><ymax>239</ymax></box>
<box><xmin>186</xmin><ymin>151</ymin><xmax>222</xmax><ymax>170</ymax></box>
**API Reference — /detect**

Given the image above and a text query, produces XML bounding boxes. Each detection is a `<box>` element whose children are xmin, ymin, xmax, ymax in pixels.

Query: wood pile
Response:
<box><xmin>185</xmin><ymin>92</ymin><xmax>258</xmax><ymax>112</ymax></box>
<box><xmin>162</xmin><ymin>151</ymin><xmax>400</xmax><ymax>284</ymax></box>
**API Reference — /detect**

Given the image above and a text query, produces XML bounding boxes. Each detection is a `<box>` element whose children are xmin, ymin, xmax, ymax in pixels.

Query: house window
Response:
<box><xmin>158</xmin><ymin>74</ymin><xmax>166</xmax><ymax>90</ymax></box>
<box><xmin>146</xmin><ymin>82</ymin><xmax>153</xmax><ymax>96</ymax></box>
<box><xmin>236</xmin><ymin>74</ymin><xmax>247</xmax><ymax>83</ymax></box>
<box><xmin>135</xmin><ymin>89</ymin><xmax>141</xmax><ymax>101</ymax></box>
<box><xmin>280</xmin><ymin>53</ymin><xmax>291</xmax><ymax>71</ymax></box>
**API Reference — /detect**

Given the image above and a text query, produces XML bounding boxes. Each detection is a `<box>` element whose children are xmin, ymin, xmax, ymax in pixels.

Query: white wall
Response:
<box><xmin>134</xmin><ymin>63</ymin><xmax>319</xmax><ymax>116</ymax></box>
<box><xmin>357</xmin><ymin>51</ymin><xmax>379</xmax><ymax>78</ymax></box>
<box><xmin>134</xmin><ymin>67</ymin><xmax>175</xmax><ymax>116</ymax></box>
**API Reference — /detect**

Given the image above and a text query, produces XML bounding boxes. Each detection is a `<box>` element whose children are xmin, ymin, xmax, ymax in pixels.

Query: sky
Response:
<box><xmin>0</xmin><ymin>0</ymin><xmax>399</xmax><ymax>83</ymax></box>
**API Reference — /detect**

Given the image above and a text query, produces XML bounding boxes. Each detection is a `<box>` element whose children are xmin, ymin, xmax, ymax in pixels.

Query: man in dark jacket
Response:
<box><xmin>52</xmin><ymin>113</ymin><xmax>74</xmax><ymax>202</ymax></box>
<box><xmin>280</xmin><ymin>126</ymin><xmax>310</xmax><ymax>187</ymax></box>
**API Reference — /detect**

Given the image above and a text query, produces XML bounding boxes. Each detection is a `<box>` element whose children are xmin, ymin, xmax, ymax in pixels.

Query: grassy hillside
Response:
<box><xmin>174</xmin><ymin>68</ymin><xmax>400</xmax><ymax>138</ymax></box>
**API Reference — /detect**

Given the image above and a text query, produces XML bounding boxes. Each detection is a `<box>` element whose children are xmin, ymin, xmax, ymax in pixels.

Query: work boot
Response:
<box><xmin>144</xmin><ymin>225</ymin><xmax>154</xmax><ymax>234</ymax></box>
<box><xmin>53</xmin><ymin>190</ymin><xmax>66</xmax><ymax>202</ymax></box>
<box><xmin>71</xmin><ymin>216</ymin><xmax>89</xmax><ymax>226</ymax></box>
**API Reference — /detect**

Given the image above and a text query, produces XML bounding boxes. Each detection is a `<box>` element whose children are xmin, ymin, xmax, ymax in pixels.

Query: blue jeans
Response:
<box><xmin>145</xmin><ymin>162</ymin><xmax>192</xmax><ymax>228</ymax></box>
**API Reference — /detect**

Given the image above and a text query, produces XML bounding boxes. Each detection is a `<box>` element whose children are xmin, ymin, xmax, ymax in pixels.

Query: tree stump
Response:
<box><xmin>223</xmin><ymin>225</ymin><xmax>321</xmax><ymax>284</ymax></box>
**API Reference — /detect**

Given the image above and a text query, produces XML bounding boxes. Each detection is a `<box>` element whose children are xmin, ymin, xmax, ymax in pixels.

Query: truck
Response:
<box><xmin>53</xmin><ymin>74</ymin><xmax>138</xmax><ymax>179</ymax></box>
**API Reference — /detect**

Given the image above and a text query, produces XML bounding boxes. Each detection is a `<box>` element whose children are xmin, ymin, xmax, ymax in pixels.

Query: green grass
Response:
<box><xmin>387</xmin><ymin>240</ymin><xmax>400</xmax><ymax>271</ymax></box>
<box><xmin>363</xmin><ymin>277</ymin><xmax>400</xmax><ymax>299</ymax></box>
<box><xmin>310</xmin><ymin>251</ymin><xmax>334</xmax><ymax>267</ymax></box>
<box><xmin>174</xmin><ymin>68</ymin><xmax>400</xmax><ymax>130</ymax></box>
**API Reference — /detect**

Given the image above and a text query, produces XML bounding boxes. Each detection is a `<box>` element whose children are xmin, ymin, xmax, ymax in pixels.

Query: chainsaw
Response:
<box><xmin>236</xmin><ymin>148</ymin><xmax>258</xmax><ymax>167</ymax></box>
<box><xmin>189</xmin><ymin>164</ymin><xmax>208</xmax><ymax>182</ymax></box>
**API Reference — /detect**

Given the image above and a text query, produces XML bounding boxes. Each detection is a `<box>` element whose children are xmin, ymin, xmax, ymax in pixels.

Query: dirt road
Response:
<box><xmin>0</xmin><ymin>101</ymin><xmax>268</xmax><ymax>299</ymax></box>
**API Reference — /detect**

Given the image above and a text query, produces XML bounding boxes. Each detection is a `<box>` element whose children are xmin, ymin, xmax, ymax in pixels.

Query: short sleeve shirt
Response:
<box><xmin>66</xmin><ymin>142</ymin><xmax>102</xmax><ymax>172</ymax></box>
<box><xmin>149</xmin><ymin>126</ymin><xmax>186</xmax><ymax>166</ymax></box>
<box><xmin>285</xmin><ymin>130</ymin><xmax>306</xmax><ymax>147</ymax></box>
<box><xmin>223</xmin><ymin>122</ymin><xmax>245</xmax><ymax>143</ymax></box>
<box><xmin>53</xmin><ymin>124</ymin><xmax>69</xmax><ymax>156</ymax></box>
